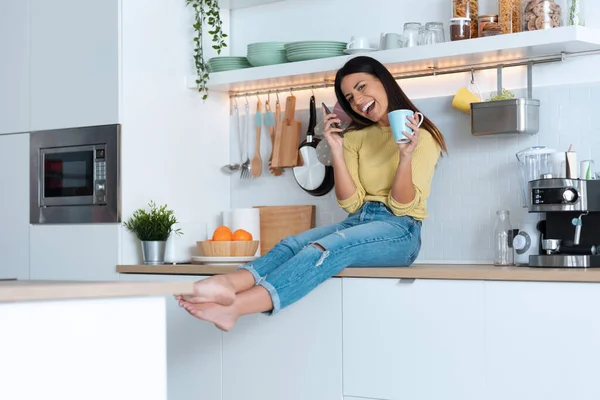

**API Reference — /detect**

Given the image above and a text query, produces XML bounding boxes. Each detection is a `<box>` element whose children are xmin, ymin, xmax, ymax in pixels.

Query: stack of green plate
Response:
<box><xmin>207</xmin><ymin>56</ymin><xmax>251</xmax><ymax>73</ymax></box>
<box><xmin>247</xmin><ymin>42</ymin><xmax>288</xmax><ymax>67</ymax></box>
<box><xmin>284</xmin><ymin>41</ymin><xmax>347</xmax><ymax>62</ymax></box>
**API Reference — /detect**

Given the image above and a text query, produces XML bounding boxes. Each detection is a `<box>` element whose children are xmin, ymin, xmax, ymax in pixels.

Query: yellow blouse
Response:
<box><xmin>336</xmin><ymin>124</ymin><xmax>441</xmax><ymax>221</ymax></box>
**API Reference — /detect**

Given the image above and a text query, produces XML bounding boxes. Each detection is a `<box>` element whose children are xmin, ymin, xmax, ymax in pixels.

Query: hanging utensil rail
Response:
<box><xmin>227</xmin><ymin>49</ymin><xmax>600</xmax><ymax>98</ymax></box>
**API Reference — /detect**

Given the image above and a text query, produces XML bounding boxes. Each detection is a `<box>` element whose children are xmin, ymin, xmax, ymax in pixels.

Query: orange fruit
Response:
<box><xmin>212</xmin><ymin>226</ymin><xmax>233</xmax><ymax>241</ymax></box>
<box><xmin>232</xmin><ymin>229</ymin><xmax>253</xmax><ymax>241</ymax></box>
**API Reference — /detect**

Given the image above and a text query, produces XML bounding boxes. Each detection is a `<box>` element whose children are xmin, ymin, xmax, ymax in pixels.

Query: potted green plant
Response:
<box><xmin>186</xmin><ymin>0</ymin><xmax>228</xmax><ymax>100</ymax></box>
<box><xmin>487</xmin><ymin>88</ymin><xmax>515</xmax><ymax>102</ymax></box>
<box><xmin>124</xmin><ymin>201</ymin><xmax>183</xmax><ymax>265</ymax></box>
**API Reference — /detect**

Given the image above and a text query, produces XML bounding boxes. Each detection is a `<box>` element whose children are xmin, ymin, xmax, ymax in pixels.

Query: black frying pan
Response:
<box><xmin>292</xmin><ymin>95</ymin><xmax>334</xmax><ymax>196</ymax></box>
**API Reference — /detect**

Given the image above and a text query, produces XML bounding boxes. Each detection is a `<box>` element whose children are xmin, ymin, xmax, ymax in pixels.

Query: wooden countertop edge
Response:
<box><xmin>0</xmin><ymin>280</ymin><xmax>194</xmax><ymax>303</ymax></box>
<box><xmin>116</xmin><ymin>264</ymin><xmax>600</xmax><ymax>283</ymax></box>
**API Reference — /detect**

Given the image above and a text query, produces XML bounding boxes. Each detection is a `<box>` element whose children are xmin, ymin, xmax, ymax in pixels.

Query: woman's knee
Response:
<box><xmin>278</xmin><ymin>235</ymin><xmax>304</xmax><ymax>254</ymax></box>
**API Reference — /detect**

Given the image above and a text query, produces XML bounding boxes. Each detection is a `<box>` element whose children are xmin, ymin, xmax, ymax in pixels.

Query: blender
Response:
<box><xmin>516</xmin><ymin>146</ymin><xmax>556</xmax><ymax>207</ymax></box>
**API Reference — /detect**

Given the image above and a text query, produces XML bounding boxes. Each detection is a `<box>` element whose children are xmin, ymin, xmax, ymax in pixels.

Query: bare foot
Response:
<box><xmin>181</xmin><ymin>301</ymin><xmax>239</xmax><ymax>332</ymax></box>
<box><xmin>178</xmin><ymin>276</ymin><xmax>236</xmax><ymax>306</ymax></box>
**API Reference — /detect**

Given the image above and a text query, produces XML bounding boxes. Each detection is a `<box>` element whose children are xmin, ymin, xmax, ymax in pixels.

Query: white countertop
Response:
<box><xmin>0</xmin><ymin>280</ymin><xmax>194</xmax><ymax>303</ymax></box>
<box><xmin>116</xmin><ymin>263</ymin><xmax>600</xmax><ymax>283</ymax></box>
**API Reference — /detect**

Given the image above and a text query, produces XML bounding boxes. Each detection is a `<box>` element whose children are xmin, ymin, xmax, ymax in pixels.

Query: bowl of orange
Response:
<box><xmin>197</xmin><ymin>226</ymin><xmax>259</xmax><ymax>257</ymax></box>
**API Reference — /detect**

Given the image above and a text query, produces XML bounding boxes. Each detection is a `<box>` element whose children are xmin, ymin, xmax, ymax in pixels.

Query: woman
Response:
<box><xmin>177</xmin><ymin>56</ymin><xmax>447</xmax><ymax>331</ymax></box>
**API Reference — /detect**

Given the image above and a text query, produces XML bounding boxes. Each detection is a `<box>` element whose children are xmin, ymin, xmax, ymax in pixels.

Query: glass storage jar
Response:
<box><xmin>450</xmin><ymin>17</ymin><xmax>472</xmax><ymax>41</ymax></box>
<box><xmin>499</xmin><ymin>0</ymin><xmax>523</xmax><ymax>34</ymax></box>
<box><xmin>452</xmin><ymin>0</ymin><xmax>479</xmax><ymax>38</ymax></box>
<box><xmin>522</xmin><ymin>0</ymin><xmax>565</xmax><ymax>31</ymax></box>
<box><xmin>478</xmin><ymin>14</ymin><xmax>499</xmax><ymax>36</ymax></box>
<box><xmin>567</xmin><ymin>0</ymin><xmax>584</xmax><ymax>26</ymax></box>
<box><xmin>482</xmin><ymin>24</ymin><xmax>503</xmax><ymax>36</ymax></box>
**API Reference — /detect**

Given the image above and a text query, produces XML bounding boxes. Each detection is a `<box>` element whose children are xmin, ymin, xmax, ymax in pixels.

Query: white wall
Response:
<box><xmin>1</xmin><ymin>0</ymin><xmax>232</xmax><ymax>276</ymax></box>
<box><xmin>119</xmin><ymin>0</ymin><xmax>231</xmax><ymax>264</ymax></box>
<box><xmin>225</xmin><ymin>0</ymin><xmax>600</xmax><ymax>263</ymax></box>
<box><xmin>4</xmin><ymin>0</ymin><xmax>600</xmax><ymax>271</ymax></box>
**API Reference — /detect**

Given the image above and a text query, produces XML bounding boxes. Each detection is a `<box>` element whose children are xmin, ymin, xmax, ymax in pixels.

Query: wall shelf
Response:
<box><xmin>187</xmin><ymin>26</ymin><xmax>600</xmax><ymax>95</ymax></box>
<box><xmin>221</xmin><ymin>0</ymin><xmax>283</xmax><ymax>10</ymax></box>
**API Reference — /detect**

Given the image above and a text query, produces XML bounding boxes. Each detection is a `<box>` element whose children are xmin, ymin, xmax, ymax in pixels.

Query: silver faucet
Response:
<box><xmin>572</xmin><ymin>212</ymin><xmax>589</xmax><ymax>246</ymax></box>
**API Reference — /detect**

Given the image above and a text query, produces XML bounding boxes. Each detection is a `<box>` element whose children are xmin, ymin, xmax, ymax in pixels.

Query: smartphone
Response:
<box><xmin>322</xmin><ymin>102</ymin><xmax>344</xmax><ymax>137</ymax></box>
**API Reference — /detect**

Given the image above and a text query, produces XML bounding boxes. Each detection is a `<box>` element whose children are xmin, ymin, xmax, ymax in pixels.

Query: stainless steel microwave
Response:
<box><xmin>30</xmin><ymin>124</ymin><xmax>121</xmax><ymax>224</ymax></box>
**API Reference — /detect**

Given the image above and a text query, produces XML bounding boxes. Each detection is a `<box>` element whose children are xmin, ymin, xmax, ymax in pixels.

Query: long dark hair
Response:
<box><xmin>334</xmin><ymin>56</ymin><xmax>448</xmax><ymax>154</ymax></box>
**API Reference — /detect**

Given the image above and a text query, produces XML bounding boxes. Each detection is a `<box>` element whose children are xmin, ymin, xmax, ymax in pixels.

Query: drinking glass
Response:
<box><xmin>403</xmin><ymin>22</ymin><xmax>422</xmax><ymax>47</ymax></box>
<box><xmin>425</xmin><ymin>21</ymin><xmax>446</xmax><ymax>42</ymax></box>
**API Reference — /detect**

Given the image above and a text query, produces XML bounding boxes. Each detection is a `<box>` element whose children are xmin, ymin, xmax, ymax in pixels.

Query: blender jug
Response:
<box><xmin>516</xmin><ymin>146</ymin><xmax>556</xmax><ymax>207</ymax></box>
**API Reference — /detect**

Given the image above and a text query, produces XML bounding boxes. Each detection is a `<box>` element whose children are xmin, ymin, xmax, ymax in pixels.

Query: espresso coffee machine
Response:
<box><xmin>528</xmin><ymin>176</ymin><xmax>600</xmax><ymax>267</ymax></box>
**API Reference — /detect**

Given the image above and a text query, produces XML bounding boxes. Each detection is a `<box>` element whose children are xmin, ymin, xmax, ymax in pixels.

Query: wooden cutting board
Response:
<box><xmin>253</xmin><ymin>205</ymin><xmax>315</xmax><ymax>255</ymax></box>
<box><xmin>271</xmin><ymin>95</ymin><xmax>301</xmax><ymax>168</ymax></box>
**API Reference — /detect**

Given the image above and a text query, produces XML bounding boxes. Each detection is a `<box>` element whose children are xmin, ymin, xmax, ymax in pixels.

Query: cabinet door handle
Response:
<box><xmin>397</xmin><ymin>278</ymin><xmax>416</xmax><ymax>285</ymax></box>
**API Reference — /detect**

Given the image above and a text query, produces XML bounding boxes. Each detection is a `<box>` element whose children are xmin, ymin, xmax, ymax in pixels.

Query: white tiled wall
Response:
<box><xmin>230</xmin><ymin>81</ymin><xmax>600</xmax><ymax>263</ymax></box>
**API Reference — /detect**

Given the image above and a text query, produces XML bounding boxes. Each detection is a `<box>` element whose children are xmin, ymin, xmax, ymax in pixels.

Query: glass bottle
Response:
<box><xmin>493</xmin><ymin>210</ymin><xmax>515</xmax><ymax>266</ymax></box>
<box><xmin>567</xmin><ymin>0</ymin><xmax>584</xmax><ymax>26</ymax></box>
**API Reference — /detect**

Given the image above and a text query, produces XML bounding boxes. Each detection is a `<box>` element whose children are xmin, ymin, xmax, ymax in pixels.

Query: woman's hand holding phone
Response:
<box><xmin>322</xmin><ymin>104</ymin><xmax>344</xmax><ymax>153</ymax></box>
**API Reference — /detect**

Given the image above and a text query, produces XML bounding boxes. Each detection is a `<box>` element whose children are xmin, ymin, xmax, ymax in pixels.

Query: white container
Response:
<box><xmin>566</xmin><ymin>150</ymin><xmax>578</xmax><ymax>179</ymax></box>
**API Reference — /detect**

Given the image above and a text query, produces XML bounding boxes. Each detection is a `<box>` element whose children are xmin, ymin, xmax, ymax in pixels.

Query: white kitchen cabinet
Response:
<box><xmin>0</xmin><ymin>0</ymin><xmax>30</xmax><ymax>135</ymax></box>
<box><xmin>119</xmin><ymin>274</ymin><xmax>222</xmax><ymax>400</ymax></box>
<box><xmin>342</xmin><ymin>278</ymin><xmax>486</xmax><ymax>400</ymax></box>
<box><xmin>30</xmin><ymin>224</ymin><xmax>120</xmax><ymax>281</ymax></box>
<box><xmin>29</xmin><ymin>0</ymin><xmax>119</xmax><ymax>131</ymax></box>
<box><xmin>485</xmin><ymin>281</ymin><xmax>600</xmax><ymax>400</ymax></box>
<box><xmin>0</xmin><ymin>134</ymin><xmax>30</xmax><ymax>280</ymax></box>
<box><xmin>222</xmin><ymin>279</ymin><xmax>342</xmax><ymax>400</ymax></box>
<box><xmin>1</xmin><ymin>294</ymin><xmax>168</xmax><ymax>400</ymax></box>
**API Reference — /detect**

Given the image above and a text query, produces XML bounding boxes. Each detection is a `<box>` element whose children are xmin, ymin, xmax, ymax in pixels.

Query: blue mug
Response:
<box><xmin>388</xmin><ymin>109</ymin><xmax>424</xmax><ymax>144</ymax></box>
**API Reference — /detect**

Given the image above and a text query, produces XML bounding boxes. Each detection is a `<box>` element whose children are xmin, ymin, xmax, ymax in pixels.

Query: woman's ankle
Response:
<box><xmin>224</xmin><ymin>269</ymin><xmax>256</xmax><ymax>293</ymax></box>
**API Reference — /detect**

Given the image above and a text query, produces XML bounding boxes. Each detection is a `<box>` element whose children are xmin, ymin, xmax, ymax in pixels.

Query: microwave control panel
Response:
<box><xmin>94</xmin><ymin>145</ymin><xmax>107</xmax><ymax>204</ymax></box>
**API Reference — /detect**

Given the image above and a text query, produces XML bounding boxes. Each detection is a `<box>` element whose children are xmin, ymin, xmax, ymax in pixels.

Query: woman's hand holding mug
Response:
<box><xmin>388</xmin><ymin>109</ymin><xmax>423</xmax><ymax>156</ymax></box>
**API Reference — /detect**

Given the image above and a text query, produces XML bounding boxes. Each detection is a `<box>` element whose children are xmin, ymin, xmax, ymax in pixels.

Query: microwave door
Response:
<box><xmin>40</xmin><ymin>145</ymin><xmax>96</xmax><ymax>207</ymax></box>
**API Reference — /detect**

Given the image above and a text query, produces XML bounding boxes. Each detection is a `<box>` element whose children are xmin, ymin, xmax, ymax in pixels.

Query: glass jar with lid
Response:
<box><xmin>499</xmin><ymin>0</ymin><xmax>523</xmax><ymax>34</ymax></box>
<box><xmin>450</xmin><ymin>17</ymin><xmax>472</xmax><ymax>41</ymax></box>
<box><xmin>522</xmin><ymin>0</ymin><xmax>565</xmax><ymax>31</ymax></box>
<box><xmin>452</xmin><ymin>0</ymin><xmax>479</xmax><ymax>38</ymax></box>
<box><xmin>478</xmin><ymin>14</ymin><xmax>499</xmax><ymax>36</ymax></box>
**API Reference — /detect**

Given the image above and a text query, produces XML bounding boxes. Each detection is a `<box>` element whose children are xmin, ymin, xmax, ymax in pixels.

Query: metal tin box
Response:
<box><xmin>470</xmin><ymin>98</ymin><xmax>540</xmax><ymax>136</ymax></box>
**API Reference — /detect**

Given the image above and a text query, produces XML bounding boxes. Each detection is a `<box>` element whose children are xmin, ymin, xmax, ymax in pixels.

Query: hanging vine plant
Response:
<box><xmin>186</xmin><ymin>0</ymin><xmax>228</xmax><ymax>100</ymax></box>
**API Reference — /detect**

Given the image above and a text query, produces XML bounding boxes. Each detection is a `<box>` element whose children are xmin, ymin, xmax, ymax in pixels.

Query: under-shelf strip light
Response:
<box><xmin>228</xmin><ymin>49</ymin><xmax>599</xmax><ymax>98</ymax></box>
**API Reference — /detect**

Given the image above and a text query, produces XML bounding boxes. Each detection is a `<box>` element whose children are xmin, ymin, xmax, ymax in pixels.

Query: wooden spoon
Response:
<box><xmin>251</xmin><ymin>99</ymin><xmax>263</xmax><ymax>177</ymax></box>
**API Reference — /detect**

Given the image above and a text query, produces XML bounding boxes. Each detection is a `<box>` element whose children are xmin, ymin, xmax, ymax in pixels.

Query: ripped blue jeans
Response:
<box><xmin>239</xmin><ymin>201</ymin><xmax>422</xmax><ymax>314</ymax></box>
